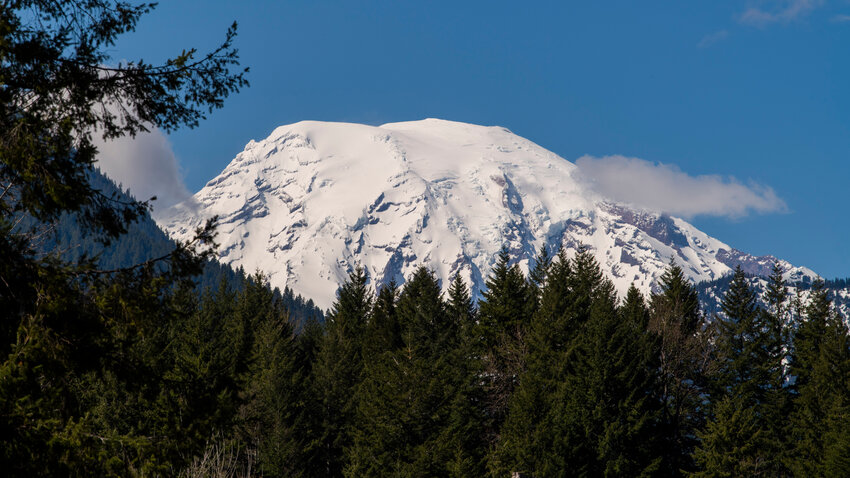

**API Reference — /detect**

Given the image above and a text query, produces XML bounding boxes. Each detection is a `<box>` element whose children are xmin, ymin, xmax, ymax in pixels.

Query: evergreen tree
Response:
<box><xmin>758</xmin><ymin>262</ymin><xmax>794</xmax><ymax>475</ymax></box>
<box><xmin>711</xmin><ymin>266</ymin><xmax>762</xmax><ymax>400</ymax></box>
<box><xmin>313</xmin><ymin>266</ymin><xmax>373</xmax><ymax>476</ymax></box>
<box><xmin>547</xmin><ymin>279</ymin><xmax>662</xmax><ymax>477</ymax></box>
<box><xmin>528</xmin><ymin>243</ymin><xmax>553</xmax><ymax>313</ymax></box>
<box><xmin>694</xmin><ymin>266</ymin><xmax>772</xmax><ymax>476</ymax></box>
<box><xmin>492</xmin><ymin>250</ymin><xmax>573</xmax><ymax>476</ymax></box>
<box><xmin>363</xmin><ymin>280</ymin><xmax>400</xmax><ymax>357</ymax></box>
<box><xmin>786</xmin><ymin>280</ymin><xmax>850</xmax><ymax>475</ymax></box>
<box><xmin>495</xmin><ymin>249</ymin><xmax>662</xmax><ymax>477</ymax></box>
<box><xmin>447</xmin><ymin>273</ymin><xmax>478</xmax><ymax>343</ymax></box>
<box><xmin>790</xmin><ymin>279</ymin><xmax>831</xmax><ymax>391</ymax></box>
<box><xmin>162</xmin><ymin>277</ymin><xmax>249</xmax><ymax>457</ymax></box>
<box><xmin>691</xmin><ymin>395</ymin><xmax>764</xmax><ymax>478</ymax></box>
<box><xmin>443</xmin><ymin>274</ymin><xmax>487</xmax><ymax>476</ymax></box>
<box><xmin>235</xmin><ymin>273</ymin><xmax>317</xmax><ymax>477</ymax></box>
<box><xmin>818</xmin><ymin>315</ymin><xmax>850</xmax><ymax>476</ymax></box>
<box><xmin>476</xmin><ymin>246</ymin><xmax>535</xmax><ymax>442</ymax></box>
<box><xmin>649</xmin><ymin>260</ymin><xmax>708</xmax><ymax>476</ymax></box>
<box><xmin>348</xmin><ymin>267</ymin><xmax>484</xmax><ymax>477</ymax></box>
<box><xmin>478</xmin><ymin>246</ymin><xmax>534</xmax><ymax>349</ymax></box>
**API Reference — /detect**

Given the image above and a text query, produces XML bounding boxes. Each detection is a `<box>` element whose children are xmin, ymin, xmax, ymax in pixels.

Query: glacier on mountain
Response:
<box><xmin>156</xmin><ymin>119</ymin><xmax>815</xmax><ymax>310</ymax></box>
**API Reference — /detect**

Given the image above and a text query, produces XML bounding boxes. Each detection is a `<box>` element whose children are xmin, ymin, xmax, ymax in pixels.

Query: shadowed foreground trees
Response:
<box><xmin>1</xmin><ymin>0</ymin><xmax>248</xmax><ymax>473</ymax></box>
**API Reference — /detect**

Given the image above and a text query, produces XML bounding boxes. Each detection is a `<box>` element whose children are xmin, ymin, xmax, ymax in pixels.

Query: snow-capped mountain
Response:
<box><xmin>156</xmin><ymin>119</ymin><xmax>815</xmax><ymax>310</ymax></box>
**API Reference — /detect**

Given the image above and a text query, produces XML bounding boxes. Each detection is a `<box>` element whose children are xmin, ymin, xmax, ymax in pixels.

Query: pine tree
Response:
<box><xmin>476</xmin><ymin>247</ymin><xmax>535</xmax><ymax>442</ymax></box>
<box><xmin>528</xmin><ymin>243</ymin><xmax>553</xmax><ymax>313</ymax></box>
<box><xmin>694</xmin><ymin>266</ymin><xmax>772</xmax><ymax>476</ymax></box>
<box><xmin>347</xmin><ymin>267</ymin><xmax>484</xmax><ymax>477</ymax></box>
<box><xmin>790</xmin><ymin>279</ymin><xmax>831</xmax><ymax>391</ymax></box>
<box><xmin>548</xmin><ymin>280</ymin><xmax>662</xmax><ymax>477</ymax></box>
<box><xmin>447</xmin><ymin>273</ymin><xmax>477</xmax><ymax>344</ymax></box>
<box><xmin>363</xmin><ymin>280</ymin><xmax>400</xmax><ymax>357</ymax></box>
<box><xmin>313</xmin><ymin>266</ymin><xmax>373</xmax><ymax>476</ymax></box>
<box><xmin>786</xmin><ymin>281</ymin><xmax>850</xmax><ymax>475</ymax></box>
<box><xmin>819</xmin><ymin>314</ymin><xmax>850</xmax><ymax>476</ymax></box>
<box><xmin>712</xmin><ymin>266</ymin><xmax>762</xmax><ymax>401</ymax></box>
<box><xmin>477</xmin><ymin>246</ymin><xmax>533</xmax><ymax>349</ymax></box>
<box><xmin>491</xmin><ymin>250</ymin><xmax>572</xmax><ymax>476</ymax></box>
<box><xmin>758</xmin><ymin>262</ymin><xmax>793</xmax><ymax>475</ymax></box>
<box><xmin>533</xmin><ymin>247</ymin><xmax>573</xmax><ymax>340</ymax></box>
<box><xmin>495</xmin><ymin>249</ymin><xmax>662</xmax><ymax>477</ymax></box>
<box><xmin>691</xmin><ymin>395</ymin><xmax>764</xmax><ymax>478</ymax></box>
<box><xmin>649</xmin><ymin>260</ymin><xmax>708</xmax><ymax>476</ymax></box>
<box><xmin>235</xmin><ymin>273</ymin><xmax>317</xmax><ymax>477</ymax></box>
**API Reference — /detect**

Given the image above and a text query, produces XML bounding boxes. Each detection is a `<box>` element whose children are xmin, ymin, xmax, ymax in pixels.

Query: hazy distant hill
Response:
<box><xmin>20</xmin><ymin>171</ymin><xmax>324</xmax><ymax>323</ymax></box>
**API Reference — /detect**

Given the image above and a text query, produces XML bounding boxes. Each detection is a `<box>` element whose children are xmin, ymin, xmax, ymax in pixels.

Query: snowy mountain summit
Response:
<box><xmin>157</xmin><ymin>119</ymin><xmax>814</xmax><ymax>309</ymax></box>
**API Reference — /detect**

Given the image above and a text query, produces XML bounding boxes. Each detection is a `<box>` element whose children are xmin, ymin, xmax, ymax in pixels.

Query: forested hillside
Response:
<box><xmin>19</xmin><ymin>171</ymin><xmax>324</xmax><ymax>324</ymax></box>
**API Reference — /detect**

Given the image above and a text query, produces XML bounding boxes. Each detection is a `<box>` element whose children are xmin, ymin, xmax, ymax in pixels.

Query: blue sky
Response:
<box><xmin>104</xmin><ymin>0</ymin><xmax>850</xmax><ymax>278</ymax></box>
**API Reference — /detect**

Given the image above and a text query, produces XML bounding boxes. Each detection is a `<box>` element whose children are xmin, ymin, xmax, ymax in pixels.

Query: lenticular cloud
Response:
<box><xmin>574</xmin><ymin>154</ymin><xmax>787</xmax><ymax>218</ymax></box>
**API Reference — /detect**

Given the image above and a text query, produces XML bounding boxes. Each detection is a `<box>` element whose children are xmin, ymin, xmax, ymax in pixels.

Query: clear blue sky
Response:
<box><xmin>109</xmin><ymin>0</ymin><xmax>850</xmax><ymax>278</ymax></box>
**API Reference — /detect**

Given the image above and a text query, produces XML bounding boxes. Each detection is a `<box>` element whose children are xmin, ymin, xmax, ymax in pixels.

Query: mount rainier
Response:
<box><xmin>156</xmin><ymin>119</ymin><xmax>815</xmax><ymax>310</ymax></box>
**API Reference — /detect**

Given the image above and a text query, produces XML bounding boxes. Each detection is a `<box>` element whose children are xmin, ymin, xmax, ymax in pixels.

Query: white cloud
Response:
<box><xmin>738</xmin><ymin>0</ymin><xmax>823</xmax><ymax>26</ymax></box>
<box><xmin>698</xmin><ymin>30</ymin><xmax>729</xmax><ymax>48</ymax></box>
<box><xmin>574</xmin><ymin>155</ymin><xmax>787</xmax><ymax>218</ymax></box>
<box><xmin>831</xmin><ymin>13</ymin><xmax>850</xmax><ymax>22</ymax></box>
<box><xmin>94</xmin><ymin>128</ymin><xmax>194</xmax><ymax>212</ymax></box>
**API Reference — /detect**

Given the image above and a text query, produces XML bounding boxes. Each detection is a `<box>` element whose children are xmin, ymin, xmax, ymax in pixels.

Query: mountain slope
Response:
<box><xmin>157</xmin><ymin>119</ymin><xmax>814</xmax><ymax>309</ymax></box>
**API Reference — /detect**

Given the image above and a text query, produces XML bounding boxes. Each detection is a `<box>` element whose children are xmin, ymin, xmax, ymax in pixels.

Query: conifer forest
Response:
<box><xmin>3</xmin><ymin>1</ymin><xmax>850</xmax><ymax>477</ymax></box>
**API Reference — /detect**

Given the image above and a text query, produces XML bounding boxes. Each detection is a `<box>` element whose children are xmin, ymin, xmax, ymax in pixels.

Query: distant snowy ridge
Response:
<box><xmin>156</xmin><ymin>119</ymin><xmax>815</xmax><ymax>310</ymax></box>
<box><xmin>696</xmin><ymin>276</ymin><xmax>850</xmax><ymax>321</ymax></box>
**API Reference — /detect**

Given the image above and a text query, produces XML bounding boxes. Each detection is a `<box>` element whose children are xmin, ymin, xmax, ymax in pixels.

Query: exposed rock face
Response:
<box><xmin>156</xmin><ymin>119</ymin><xmax>815</xmax><ymax>309</ymax></box>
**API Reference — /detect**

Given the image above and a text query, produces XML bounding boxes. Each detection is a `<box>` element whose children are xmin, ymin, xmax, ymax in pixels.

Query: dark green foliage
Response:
<box><xmin>312</xmin><ymin>266</ymin><xmax>372</xmax><ymax>476</ymax></box>
<box><xmin>757</xmin><ymin>263</ymin><xmax>794</xmax><ymax>476</ymax></box>
<box><xmin>711</xmin><ymin>266</ymin><xmax>763</xmax><ymax>400</ymax></box>
<box><xmin>492</xmin><ymin>249</ymin><xmax>572</xmax><ymax>475</ymax></box>
<box><xmin>363</xmin><ymin>280</ymin><xmax>401</xmax><ymax>357</ymax></box>
<box><xmin>0</xmin><ymin>1</ymin><xmax>254</xmax><ymax>473</ymax></box>
<box><xmin>549</xmin><ymin>268</ymin><xmax>661</xmax><ymax>476</ymax></box>
<box><xmin>1</xmin><ymin>0</ymin><xmax>247</xmax><ymax>240</ymax></box>
<box><xmin>649</xmin><ymin>260</ymin><xmax>709</xmax><ymax>476</ymax></box>
<box><xmin>478</xmin><ymin>246</ymin><xmax>534</xmax><ymax>349</ymax></box>
<box><xmin>447</xmin><ymin>273</ymin><xmax>477</xmax><ymax>342</ymax></box>
<box><xmin>0</xmin><ymin>261</ymin><xmax>254</xmax><ymax>476</ymax></box>
<box><xmin>786</xmin><ymin>279</ymin><xmax>850</xmax><ymax>476</ymax></box>
<box><xmin>347</xmin><ymin>267</ymin><xmax>485</xmax><ymax>477</ymax></box>
<box><xmin>691</xmin><ymin>395</ymin><xmax>764</xmax><ymax>478</ymax></box>
<box><xmin>528</xmin><ymin>243</ymin><xmax>552</xmax><ymax>312</ymax></box>
<box><xmin>653</xmin><ymin>260</ymin><xmax>703</xmax><ymax>335</ymax></box>
<box><xmin>236</xmin><ymin>274</ymin><xmax>319</xmax><ymax>477</ymax></box>
<box><xmin>694</xmin><ymin>267</ymin><xmax>771</xmax><ymax>475</ymax></box>
<box><xmin>476</xmin><ymin>246</ymin><xmax>535</xmax><ymax>442</ymax></box>
<box><xmin>790</xmin><ymin>279</ymin><xmax>832</xmax><ymax>391</ymax></box>
<box><xmin>495</xmin><ymin>250</ymin><xmax>662</xmax><ymax>477</ymax></box>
